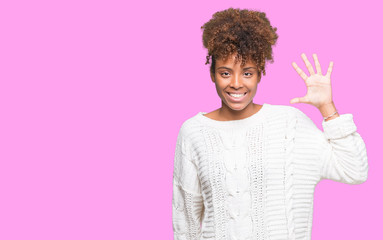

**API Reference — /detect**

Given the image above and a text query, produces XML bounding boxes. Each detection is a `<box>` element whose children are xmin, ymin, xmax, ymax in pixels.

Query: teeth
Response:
<box><xmin>229</xmin><ymin>93</ymin><xmax>245</xmax><ymax>98</ymax></box>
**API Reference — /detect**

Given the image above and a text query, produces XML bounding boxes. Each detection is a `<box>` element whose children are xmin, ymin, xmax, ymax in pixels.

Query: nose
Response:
<box><xmin>229</xmin><ymin>74</ymin><xmax>243</xmax><ymax>88</ymax></box>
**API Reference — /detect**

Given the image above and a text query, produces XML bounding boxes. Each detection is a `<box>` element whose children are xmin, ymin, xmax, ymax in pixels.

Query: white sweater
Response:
<box><xmin>172</xmin><ymin>103</ymin><xmax>368</xmax><ymax>240</ymax></box>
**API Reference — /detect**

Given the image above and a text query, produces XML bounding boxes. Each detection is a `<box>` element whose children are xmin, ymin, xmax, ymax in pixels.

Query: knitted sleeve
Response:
<box><xmin>172</xmin><ymin>125</ymin><xmax>204</xmax><ymax>240</ymax></box>
<box><xmin>293</xmin><ymin>108</ymin><xmax>369</xmax><ymax>184</ymax></box>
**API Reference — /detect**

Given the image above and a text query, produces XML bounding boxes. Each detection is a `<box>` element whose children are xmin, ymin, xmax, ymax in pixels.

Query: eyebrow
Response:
<box><xmin>216</xmin><ymin>66</ymin><xmax>257</xmax><ymax>71</ymax></box>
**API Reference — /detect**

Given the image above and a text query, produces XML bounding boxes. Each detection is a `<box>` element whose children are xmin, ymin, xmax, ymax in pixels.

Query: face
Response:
<box><xmin>210</xmin><ymin>53</ymin><xmax>261</xmax><ymax>112</ymax></box>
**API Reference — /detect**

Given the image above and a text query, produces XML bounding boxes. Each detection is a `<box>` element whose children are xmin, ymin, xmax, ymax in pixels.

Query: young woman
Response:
<box><xmin>172</xmin><ymin>8</ymin><xmax>368</xmax><ymax>240</ymax></box>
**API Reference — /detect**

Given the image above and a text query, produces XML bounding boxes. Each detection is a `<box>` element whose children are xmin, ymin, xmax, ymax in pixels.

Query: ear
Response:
<box><xmin>210</xmin><ymin>72</ymin><xmax>215</xmax><ymax>83</ymax></box>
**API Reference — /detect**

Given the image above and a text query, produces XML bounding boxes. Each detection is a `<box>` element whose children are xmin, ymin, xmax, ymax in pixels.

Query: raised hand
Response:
<box><xmin>290</xmin><ymin>53</ymin><xmax>334</xmax><ymax>109</ymax></box>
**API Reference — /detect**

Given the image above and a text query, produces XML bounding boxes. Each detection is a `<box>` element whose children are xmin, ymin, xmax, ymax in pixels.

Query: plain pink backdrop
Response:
<box><xmin>0</xmin><ymin>0</ymin><xmax>381</xmax><ymax>239</ymax></box>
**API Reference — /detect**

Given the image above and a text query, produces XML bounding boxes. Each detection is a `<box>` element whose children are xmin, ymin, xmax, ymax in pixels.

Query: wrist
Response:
<box><xmin>319</xmin><ymin>102</ymin><xmax>340</xmax><ymax>121</ymax></box>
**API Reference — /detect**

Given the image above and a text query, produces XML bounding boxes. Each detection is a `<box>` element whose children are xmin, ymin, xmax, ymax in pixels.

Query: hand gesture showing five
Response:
<box><xmin>290</xmin><ymin>53</ymin><xmax>334</xmax><ymax>109</ymax></box>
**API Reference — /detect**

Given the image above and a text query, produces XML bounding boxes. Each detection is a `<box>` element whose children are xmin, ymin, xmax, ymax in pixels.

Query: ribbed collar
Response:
<box><xmin>195</xmin><ymin>103</ymin><xmax>270</xmax><ymax>129</ymax></box>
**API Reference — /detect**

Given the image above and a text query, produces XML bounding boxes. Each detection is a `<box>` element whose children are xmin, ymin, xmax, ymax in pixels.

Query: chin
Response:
<box><xmin>226</xmin><ymin>102</ymin><xmax>250</xmax><ymax>111</ymax></box>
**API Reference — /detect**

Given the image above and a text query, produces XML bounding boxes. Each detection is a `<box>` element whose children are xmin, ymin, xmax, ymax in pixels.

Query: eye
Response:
<box><xmin>220</xmin><ymin>72</ymin><xmax>230</xmax><ymax>77</ymax></box>
<box><xmin>244</xmin><ymin>72</ymin><xmax>253</xmax><ymax>77</ymax></box>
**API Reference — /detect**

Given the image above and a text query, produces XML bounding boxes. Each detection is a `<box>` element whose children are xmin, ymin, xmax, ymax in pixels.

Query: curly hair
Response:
<box><xmin>201</xmin><ymin>8</ymin><xmax>279</xmax><ymax>80</ymax></box>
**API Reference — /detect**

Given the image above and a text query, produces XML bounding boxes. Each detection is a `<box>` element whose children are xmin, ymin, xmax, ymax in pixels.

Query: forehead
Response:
<box><xmin>216</xmin><ymin>54</ymin><xmax>256</xmax><ymax>68</ymax></box>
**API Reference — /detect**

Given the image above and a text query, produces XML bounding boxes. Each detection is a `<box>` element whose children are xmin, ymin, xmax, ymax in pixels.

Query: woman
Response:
<box><xmin>172</xmin><ymin>7</ymin><xmax>368</xmax><ymax>240</ymax></box>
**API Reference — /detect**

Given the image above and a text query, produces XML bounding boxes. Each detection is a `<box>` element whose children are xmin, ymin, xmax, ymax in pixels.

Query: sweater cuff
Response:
<box><xmin>321</xmin><ymin>113</ymin><xmax>357</xmax><ymax>140</ymax></box>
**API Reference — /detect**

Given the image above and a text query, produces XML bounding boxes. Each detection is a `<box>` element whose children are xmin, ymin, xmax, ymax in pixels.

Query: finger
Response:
<box><xmin>325</xmin><ymin>61</ymin><xmax>334</xmax><ymax>78</ymax></box>
<box><xmin>313</xmin><ymin>53</ymin><xmax>322</xmax><ymax>75</ymax></box>
<box><xmin>292</xmin><ymin>62</ymin><xmax>308</xmax><ymax>81</ymax></box>
<box><xmin>290</xmin><ymin>95</ymin><xmax>309</xmax><ymax>104</ymax></box>
<box><xmin>290</xmin><ymin>97</ymin><xmax>304</xmax><ymax>104</ymax></box>
<box><xmin>301</xmin><ymin>53</ymin><xmax>316</xmax><ymax>75</ymax></box>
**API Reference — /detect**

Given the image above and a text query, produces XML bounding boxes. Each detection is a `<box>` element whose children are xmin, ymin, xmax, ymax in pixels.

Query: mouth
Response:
<box><xmin>225</xmin><ymin>91</ymin><xmax>247</xmax><ymax>102</ymax></box>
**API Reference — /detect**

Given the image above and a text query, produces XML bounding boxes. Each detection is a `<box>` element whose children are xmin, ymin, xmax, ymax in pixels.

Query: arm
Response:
<box><xmin>172</xmin><ymin>125</ymin><xmax>204</xmax><ymax>240</ymax></box>
<box><xmin>294</xmin><ymin>108</ymin><xmax>369</xmax><ymax>184</ymax></box>
<box><xmin>289</xmin><ymin>53</ymin><xmax>368</xmax><ymax>184</ymax></box>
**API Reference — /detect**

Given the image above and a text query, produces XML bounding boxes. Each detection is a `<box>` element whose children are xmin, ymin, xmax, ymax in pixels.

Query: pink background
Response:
<box><xmin>0</xmin><ymin>0</ymin><xmax>381</xmax><ymax>239</ymax></box>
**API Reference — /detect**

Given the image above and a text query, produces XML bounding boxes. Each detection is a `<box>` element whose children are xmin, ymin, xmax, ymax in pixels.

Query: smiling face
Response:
<box><xmin>210</xmin><ymin>53</ymin><xmax>261</xmax><ymax>115</ymax></box>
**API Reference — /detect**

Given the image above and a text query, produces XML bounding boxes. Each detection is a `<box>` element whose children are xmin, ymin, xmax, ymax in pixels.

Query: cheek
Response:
<box><xmin>248</xmin><ymin>86</ymin><xmax>259</xmax><ymax>96</ymax></box>
<box><xmin>215</xmin><ymin>82</ymin><xmax>227</xmax><ymax>91</ymax></box>
<box><xmin>249</xmin><ymin>82</ymin><xmax>258</xmax><ymax>89</ymax></box>
<box><xmin>214</xmin><ymin>84</ymin><xmax>225</xmax><ymax>97</ymax></box>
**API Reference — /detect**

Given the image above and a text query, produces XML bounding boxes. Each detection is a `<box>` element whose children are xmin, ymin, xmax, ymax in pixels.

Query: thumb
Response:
<box><xmin>290</xmin><ymin>98</ymin><xmax>300</xmax><ymax>104</ymax></box>
<box><xmin>290</xmin><ymin>97</ymin><xmax>305</xmax><ymax>104</ymax></box>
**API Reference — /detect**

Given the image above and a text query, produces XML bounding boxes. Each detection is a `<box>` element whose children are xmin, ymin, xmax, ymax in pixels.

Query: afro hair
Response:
<box><xmin>201</xmin><ymin>8</ymin><xmax>279</xmax><ymax>80</ymax></box>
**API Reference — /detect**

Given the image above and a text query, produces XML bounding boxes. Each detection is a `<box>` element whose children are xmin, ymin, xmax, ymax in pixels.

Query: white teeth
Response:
<box><xmin>229</xmin><ymin>93</ymin><xmax>245</xmax><ymax>98</ymax></box>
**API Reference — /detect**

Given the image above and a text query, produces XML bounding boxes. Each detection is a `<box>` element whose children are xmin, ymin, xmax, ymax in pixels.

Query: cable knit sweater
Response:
<box><xmin>172</xmin><ymin>103</ymin><xmax>368</xmax><ymax>240</ymax></box>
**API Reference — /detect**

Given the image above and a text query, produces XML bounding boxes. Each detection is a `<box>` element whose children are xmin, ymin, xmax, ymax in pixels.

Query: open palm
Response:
<box><xmin>290</xmin><ymin>53</ymin><xmax>334</xmax><ymax>109</ymax></box>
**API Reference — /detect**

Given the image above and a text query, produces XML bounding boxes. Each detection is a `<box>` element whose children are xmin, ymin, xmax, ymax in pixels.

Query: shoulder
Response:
<box><xmin>266</xmin><ymin>104</ymin><xmax>315</xmax><ymax>129</ymax></box>
<box><xmin>176</xmin><ymin>112</ymin><xmax>204</xmax><ymax>140</ymax></box>
<box><xmin>272</xmin><ymin>104</ymin><xmax>303</xmax><ymax>113</ymax></box>
<box><xmin>266</xmin><ymin>103</ymin><xmax>303</xmax><ymax>118</ymax></box>
<box><xmin>271</xmin><ymin>104</ymin><xmax>309</xmax><ymax>117</ymax></box>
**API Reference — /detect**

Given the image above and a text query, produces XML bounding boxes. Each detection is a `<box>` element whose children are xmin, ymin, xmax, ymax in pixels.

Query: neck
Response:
<box><xmin>218</xmin><ymin>102</ymin><xmax>259</xmax><ymax>121</ymax></box>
